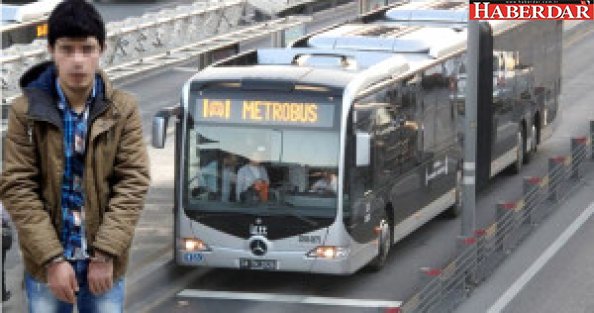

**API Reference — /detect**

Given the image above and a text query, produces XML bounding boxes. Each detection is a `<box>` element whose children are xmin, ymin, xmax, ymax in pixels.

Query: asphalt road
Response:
<box><xmin>504</xmin><ymin>191</ymin><xmax>594</xmax><ymax>313</ymax></box>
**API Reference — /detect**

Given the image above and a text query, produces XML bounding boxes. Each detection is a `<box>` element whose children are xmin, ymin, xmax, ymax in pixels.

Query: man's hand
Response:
<box><xmin>88</xmin><ymin>251</ymin><xmax>114</xmax><ymax>295</ymax></box>
<box><xmin>46</xmin><ymin>261</ymin><xmax>78</xmax><ymax>304</ymax></box>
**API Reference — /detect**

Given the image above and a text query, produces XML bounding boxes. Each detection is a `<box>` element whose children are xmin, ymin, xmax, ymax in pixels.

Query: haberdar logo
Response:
<box><xmin>469</xmin><ymin>1</ymin><xmax>594</xmax><ymax>20</ymax></box>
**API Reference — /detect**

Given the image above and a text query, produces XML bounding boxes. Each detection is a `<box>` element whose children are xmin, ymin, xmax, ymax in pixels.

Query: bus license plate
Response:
<box><xmin>239</xmin><ymin>259</ymin><xmax>277</xmax><ymax>270</ymax></box>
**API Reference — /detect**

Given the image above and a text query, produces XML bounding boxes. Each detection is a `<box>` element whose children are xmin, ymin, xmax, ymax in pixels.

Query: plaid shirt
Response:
<box><xmin>56</xmin><ymin>79</ymin><xmax>95</xmax><ymax>260</ymax></box>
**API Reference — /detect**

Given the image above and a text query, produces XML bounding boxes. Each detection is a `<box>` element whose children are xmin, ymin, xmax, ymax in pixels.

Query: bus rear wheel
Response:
<box><xmin>368</xmin><ymin>219</ymin><xmax>391</xmax><ymax>271</ymax></box>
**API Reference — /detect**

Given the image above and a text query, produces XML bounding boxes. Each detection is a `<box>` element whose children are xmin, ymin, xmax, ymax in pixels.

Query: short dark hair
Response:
<box><xmin>48</xmin><ymin>0</ymin><xmax>106</xmax><ymax>49</ymax></box>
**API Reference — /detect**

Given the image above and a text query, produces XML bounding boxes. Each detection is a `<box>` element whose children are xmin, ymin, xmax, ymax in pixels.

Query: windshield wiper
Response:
<box><xmin>280</xmin><ymin>200</ymin><xmax>294</xmax><ymax>207</ymax></box>
<box><xmin>192</xmin><ymin>211</ymin><xmax>257</xmax><ymax>220</ymax></box>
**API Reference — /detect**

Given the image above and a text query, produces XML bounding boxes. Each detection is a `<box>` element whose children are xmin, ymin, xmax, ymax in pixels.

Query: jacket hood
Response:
<box><xmin>19</xmin><ymin>61</ymin><xmax>114</xmax><ymax>100</ymax></box>
<box><xmin>19</xmin><ymin>61</ymin><xmax>117</xmax><ymax>130</ymax></box>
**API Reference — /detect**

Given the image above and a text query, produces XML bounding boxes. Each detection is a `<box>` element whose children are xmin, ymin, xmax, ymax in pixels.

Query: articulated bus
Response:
<box><xmin>153</xmin><ymin>1</ymin><xmax>562</xmax><ymax>274</ymax></box>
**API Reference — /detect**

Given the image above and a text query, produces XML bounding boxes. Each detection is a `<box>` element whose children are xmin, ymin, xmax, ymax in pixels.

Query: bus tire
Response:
<box><xmin>445</xmin><ymin>169</ymin><xmax>463</xmax><ymax>218</ymax></box>
<box><xmin>368</xmin><ymin>218</ymin><xmax>391</xmax><ymax>271</ymax></box>
<box><xmin>511</xmin><ymin>128</ymin><xmax>524</xmax><ymax>174</ymax></box>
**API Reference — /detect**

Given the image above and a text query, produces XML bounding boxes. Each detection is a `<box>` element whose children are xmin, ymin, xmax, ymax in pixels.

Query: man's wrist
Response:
<box><xmin>44</xmin><ymin>255</ymin><xmax>66</xmax><ymax>269</ymax></box>
<box><xmin>91</xmin><ymin>250</ymin><xmax>113</xmax><ymax>263</ymax></box>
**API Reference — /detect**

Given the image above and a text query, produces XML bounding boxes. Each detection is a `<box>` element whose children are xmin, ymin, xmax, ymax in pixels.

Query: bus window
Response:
<box><xmin>344</xmin><ymin>107</ymin><xmax>373</xmax><ymax>222</ymax></box>
<box><xmin>184</xmin><ymin>93</ymin><xmax>341</xmax><ymax>221</ymax></box>
<box><xmin>422</xmin><ymin>62</ymin><xmax>457</xmax><ymax>152</ymax></box>
<box><xmin>400</xmin><ymin>78</ymin><xmax>423</xmax><ymax>165</ymax></box>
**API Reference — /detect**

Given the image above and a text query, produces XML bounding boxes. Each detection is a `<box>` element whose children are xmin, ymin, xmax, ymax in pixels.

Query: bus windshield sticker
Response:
<box><xmin>195</xmin><ymin>99</ymin><xmax>335</xmax><ymax>128</ymax></box>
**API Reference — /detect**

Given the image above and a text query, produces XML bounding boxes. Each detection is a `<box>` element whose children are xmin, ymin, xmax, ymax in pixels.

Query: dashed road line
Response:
<box><xmin>177</xmin><ymin>289</ymin><xmax>403</xmax><ymax>309</ymax></box>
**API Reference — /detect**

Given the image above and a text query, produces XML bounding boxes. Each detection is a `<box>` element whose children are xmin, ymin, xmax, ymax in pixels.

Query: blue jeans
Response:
<box><xmin>25</xmin><ymin>260</ymin><xmax>124</xmax><ymax>313</ymax></box>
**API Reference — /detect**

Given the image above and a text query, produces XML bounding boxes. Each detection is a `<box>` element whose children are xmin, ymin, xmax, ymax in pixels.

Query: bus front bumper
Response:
<box><xmin>177</xmin><ymin>247</ymin><xmax>359</xmax><ymax>275</ymax></box>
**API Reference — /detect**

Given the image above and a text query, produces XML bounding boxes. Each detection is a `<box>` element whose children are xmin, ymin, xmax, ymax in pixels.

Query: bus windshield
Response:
<box><xmin>184</xmin><ymin>94</ymin><xmax>341</xmax><ymax>220</ymax></box>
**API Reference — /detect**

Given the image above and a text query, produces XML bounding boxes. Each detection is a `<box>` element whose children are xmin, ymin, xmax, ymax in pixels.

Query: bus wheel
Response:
<box><xmin>524</xmin><ymin>123</ymin><xmax>537</xmax><ymax>163</ymax></box>
<box><xmin>445</xmin><ymin>169</ymin><xmax>463</xmax><ymax>218</ymax></box>
<box><xmin>511</xmin><ymin>129</ymin><xmax>524</xmax><ymax>174</ymax></box>
<box><xmin>368</xmin><ymin>219</ymin><xmax>391</xmax><ymax>271</ymax></box>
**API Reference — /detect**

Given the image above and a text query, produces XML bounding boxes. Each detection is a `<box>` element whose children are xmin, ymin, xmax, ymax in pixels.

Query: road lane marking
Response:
<box><xmin>487</xmin><ymin>201</ymin><xmax>594</xmax><ymax>313</ymax></box>
<box><xmin>173</xmin><ymin>66</ymin><xmax>200</xmax><ymax>73</ymax></box>
<box><xmin>177</xmin><ymin>289</ymin><xmax>402</xmax><ymax>308</ymax></box>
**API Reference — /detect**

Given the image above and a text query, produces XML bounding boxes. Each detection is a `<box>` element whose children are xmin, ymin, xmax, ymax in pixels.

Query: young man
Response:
<box><xmin>0</xmin><ymin>1</ymin><xmax>150</xmax><ymax>312</ymax></box>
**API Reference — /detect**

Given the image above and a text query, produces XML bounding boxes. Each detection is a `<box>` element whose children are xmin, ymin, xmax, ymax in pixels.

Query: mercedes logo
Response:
<box><xmin>250</xmin><ymin>239</ymin><xmax>267</xmax><ymax>256</ymax></box>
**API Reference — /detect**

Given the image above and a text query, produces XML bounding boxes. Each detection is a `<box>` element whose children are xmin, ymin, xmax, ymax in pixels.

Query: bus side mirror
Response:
<box><xmin>152</xmin><ymin>105</ymin><xmax>181</xmax><ymax>149</ymax></box>
<box><xmin>355</xmin><ymin>132</ymin><xmax>371</xmax><ymax>167</ymax></box>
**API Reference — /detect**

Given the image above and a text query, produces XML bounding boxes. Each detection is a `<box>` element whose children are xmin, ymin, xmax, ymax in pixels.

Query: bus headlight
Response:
<box><xmin>307</xmin><ymin>246</ymin><xmax>350</xmax><ymax>259</ymax></box>
<box><xmin>183</xmin><ymin>238</ymin><xmax>211</xmax><ymax>252</ymax></box>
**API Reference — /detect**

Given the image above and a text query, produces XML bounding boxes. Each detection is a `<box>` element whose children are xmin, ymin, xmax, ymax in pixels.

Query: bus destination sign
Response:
<box><xmin>195</xmin><ymin>99</ymin><xmax>335</xmax><ymax>128</ymax></box>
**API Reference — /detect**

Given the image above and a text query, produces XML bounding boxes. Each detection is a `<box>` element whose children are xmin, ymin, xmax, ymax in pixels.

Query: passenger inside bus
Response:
<box><xmin>236</xmin><ymin>148</ymin><xmax>270</xmax><ymax>202</ymax></box>
<box><xmin>189</xmin><ymin>161</ymin><xmax>214</xmax><ymax>199</ymax></box>
<box><xmin>288</xmin><ymin>164</ymin><xmax>308</xmax><ymax>192</ymax></box>
<box><xmin>190</xmin><ymin>154</ymin><xmax>237</xmax><ymax>201</ymax></box>
<box><xmin>221</xmin><ymin>155</ymin><xmax>238</xmax><ymax>202</ymax></box>
<box><xmin>310</xmin><ymin>170</ymin><xmax>338</xmax><ymax>194</ymax></box>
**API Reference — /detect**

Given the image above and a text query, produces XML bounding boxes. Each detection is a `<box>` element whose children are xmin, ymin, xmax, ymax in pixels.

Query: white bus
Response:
<box><xmin>152</xmin><ymin>1</ymin><xmax>562</xmax><ymax>274</ymax></box>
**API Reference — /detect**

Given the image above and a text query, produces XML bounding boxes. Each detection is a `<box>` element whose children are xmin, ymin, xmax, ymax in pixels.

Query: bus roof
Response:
<box><xmin>188</xmin><ymin>0</ymin><xmax>522</xmax><ymax>98</ymax></box>
<box><xmin>293</xmin><ymin>1</ymin><xmax>524</xmax><ymax>79</ymax></box>
<box><xmin>190</xmin><ymin>64</ymin><xmax>357</xmax><ymax>93</ymax></box>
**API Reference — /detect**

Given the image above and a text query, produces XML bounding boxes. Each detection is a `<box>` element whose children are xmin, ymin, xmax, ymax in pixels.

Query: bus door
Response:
<box><xmin>347</xmin><ymin>107</ymin><xmax>382</xmax><ymax>245</ymax></box>
<box><xmin>392</xmin><ymin>78</ymin><xmax>426</xmax><ymax>223</ymax></box>
<box><xmin>491</xmin><ymin>51</ymin><xmax>519</xmax><ymax>161</ymax></box>
<box><xmin>372</xmin><ymin>76</ymin><xmax>425</xmax><ymax>226</ymax></box>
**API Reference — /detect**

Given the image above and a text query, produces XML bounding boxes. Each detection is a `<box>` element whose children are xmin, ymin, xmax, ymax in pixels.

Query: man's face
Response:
<box><xmin>49</xmin><ymin>37</ymin><xmax>102</xmax><ymax>91</ymax></box>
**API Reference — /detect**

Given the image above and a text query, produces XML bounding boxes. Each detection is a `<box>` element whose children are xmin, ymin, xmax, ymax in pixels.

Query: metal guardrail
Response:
<box><xmin>0</xmin><ymin>15</ymin><xmax>310</xmax><ymax>107</ymax></box>
<box><xmin>1</xmin><ymin>0</ymin><xmax>247</xmax><ymax>101</ymax></box>
<box><xmin>0</xmin><ymin>3</ymin><xmax>321</xmax><ymax>106</ymax></box>
<box><xmin>247</xmin><ymin>0</ymin><xmax>329</xmax><ymax>16</ymax></box>
<box><xmin>0</xmin><ymin>0</ymin><xmax>353</xmax><ymax>105</ymax></box>
<box><xmin>396</xmin><ymin>123</ymin><xmax>593</xmax><ymax>313</ymax></box>
<box><xmin>0</xmin><ymin>14</ymin><xmax>312</xmax><ymax>156</ymax></box>
<box><xmin>258</xmin><ymin>0</ymin><xmax>392</xmax><ymax>17</ymax></box>
<box><xmin>2</xmin><ymin>16</ymin><xmax>311</xmax><ymax>108</ymax></box>
<box><xmin>105</xmin><ymin>15</ymin><xmax>311</xmax><ymax>81</ymax></box>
